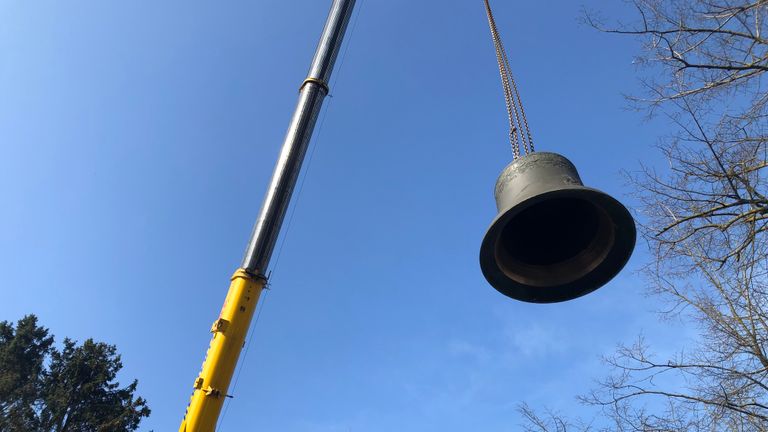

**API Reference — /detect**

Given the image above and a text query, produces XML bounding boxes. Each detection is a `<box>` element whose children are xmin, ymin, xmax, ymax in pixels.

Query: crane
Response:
<box><xmin>177</xmin><ymin>0</ymin><xmax>636</xmax><ymax>429</ymax></box>
<box><xmin>178</xmin><ymin>1</ymin><xmax>357</xmax><ymax>430</ymax></box>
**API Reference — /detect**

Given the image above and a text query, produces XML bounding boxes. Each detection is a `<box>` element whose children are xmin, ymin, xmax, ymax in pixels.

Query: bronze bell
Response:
<box><xmin>480</xmin><ymin>152</ymin><xmax>636</xmax><ymax>303</ymax></box>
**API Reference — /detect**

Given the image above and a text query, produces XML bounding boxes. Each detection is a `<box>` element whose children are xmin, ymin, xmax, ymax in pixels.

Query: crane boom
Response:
<box><xmin>179</xmin><ymin>1</ymin><xmax>357</xmax><ymax>430</ymax></box>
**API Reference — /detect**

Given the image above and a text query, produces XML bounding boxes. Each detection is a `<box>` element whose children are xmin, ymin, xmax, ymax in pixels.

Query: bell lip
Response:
<box><xmin>479</xmin><ymin>186</ymin><xmax>636</xmax><ymax>304</ymax></box>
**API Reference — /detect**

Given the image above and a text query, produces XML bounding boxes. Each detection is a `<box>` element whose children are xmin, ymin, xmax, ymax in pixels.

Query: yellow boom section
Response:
<box><xmin>179</xmin><ymin>269</ymin><xmax>266</xmax><ymax>432</ymax></box>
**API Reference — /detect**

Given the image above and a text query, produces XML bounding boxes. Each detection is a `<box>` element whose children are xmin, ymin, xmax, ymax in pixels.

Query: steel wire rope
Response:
<box><xmin>217</xmin><ymin>0</ymin><xmax>366</xmax><ymax>428</ymax></box>
<box><xmin>483</xmin><ymin>0</ymin><xmax>535</xmax><ymax>158</ymax></box>
<box><xmin>484</xmin><ymin>0</ymin><xmax>531</xmax><ymax>155</ymax></box>
<box><xmin>486</xmin><ymin>8</ymin><xmax>521</xmax><ymax>157</ymax></box>
<box><xmin>502</xmin><ymin>47</ymin><xmax>534</xmax><ymax>154</ymax></box>
<box><xmin>490</xmin><ymin>24</ymin><xmax>523</xmax><ymax>156</ymax></box>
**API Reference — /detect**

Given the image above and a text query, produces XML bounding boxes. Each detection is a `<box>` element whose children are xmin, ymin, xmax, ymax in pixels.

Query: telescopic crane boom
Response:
<box><xmin>179</xmin><ymin>1</ymin><xmax>356</xmax><ymax>430</ymax></box>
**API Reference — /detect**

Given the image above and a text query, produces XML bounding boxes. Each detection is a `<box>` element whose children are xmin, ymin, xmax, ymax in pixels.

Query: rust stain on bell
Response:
<box><xmin>479</xmin><ymin>152</ymin><xmax>636</xmax><ymax>303</ymax></box>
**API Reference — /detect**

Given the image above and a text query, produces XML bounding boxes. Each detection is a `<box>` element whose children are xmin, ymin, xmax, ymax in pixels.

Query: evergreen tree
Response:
<box><xmin>0</xmin><ymin>315</ymin><xmax>150</xmax><ymax>432</ymax></box>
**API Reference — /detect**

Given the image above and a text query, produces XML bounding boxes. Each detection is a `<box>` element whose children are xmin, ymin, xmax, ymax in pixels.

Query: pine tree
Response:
<box><xmin>0</xmin><ymin>315</ymin><xmax>150</xmax><ymax>432</ymax></box>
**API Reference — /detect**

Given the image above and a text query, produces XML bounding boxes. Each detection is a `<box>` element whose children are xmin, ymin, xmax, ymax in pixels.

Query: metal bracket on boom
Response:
<box><xmin>192</xmin><ymin>377</ymin><xmax>223</xmax><ymax>399</ymax></box>
<box><xmin>299</xmin><ymin>77</ymin><xmax>330</xmax><ymax>94</ymax></box>
<box><xmin>202</xmin><ymin>386</ymin><xmax>222</xmax><ymax>398</ymax></box>
<box><xmin>210</xmin><ymin>318</ymin><xmax>230</xmax><ymax>334</ymax></box>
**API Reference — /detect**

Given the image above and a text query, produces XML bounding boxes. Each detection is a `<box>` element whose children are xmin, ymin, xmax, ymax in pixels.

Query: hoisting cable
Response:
<box><xmin>483</xmin><ymin>0</ymin><xmax>535</xmax><ymax>159</ymax></box>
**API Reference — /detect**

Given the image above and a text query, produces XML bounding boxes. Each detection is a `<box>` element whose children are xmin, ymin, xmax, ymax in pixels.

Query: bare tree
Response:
<box><xmin>519</xmin><ymin>403</ymin><xmax>589</xmax><ymax>432</ymax></box>
<box><xmin>523</xmin><ymin>1</ymin><xmax>768</xmax><ymax>430</ymax></box>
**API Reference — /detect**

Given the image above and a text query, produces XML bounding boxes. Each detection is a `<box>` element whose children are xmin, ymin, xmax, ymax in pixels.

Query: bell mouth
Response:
<box><xmin>480</xmin><ymin>187</ymin><xmax>636</xmax><ymax>303</ymax></box>
<box><xmin>494</xmin><ymin>197</ymin><xmax>615</xmax><ymax>287</ymax></box>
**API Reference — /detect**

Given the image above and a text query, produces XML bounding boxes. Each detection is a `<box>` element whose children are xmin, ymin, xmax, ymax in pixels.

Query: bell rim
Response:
<box><xmin>480</xmin><ymin>185</ymin><xmax>636</xmax><ymax>304</ymax></box>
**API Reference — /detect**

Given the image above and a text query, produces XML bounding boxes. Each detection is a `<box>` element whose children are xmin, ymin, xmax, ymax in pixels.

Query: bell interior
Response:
<box><xmin>494</xmin><ymin>197</ymin><xmax>616</xmax><ymax>287</ymax></box>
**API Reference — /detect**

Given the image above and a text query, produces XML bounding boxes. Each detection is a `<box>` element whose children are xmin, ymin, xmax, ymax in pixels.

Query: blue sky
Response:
<box><xmin>1</xmin><ymin>1</ymin><xmax>694</xmax><ymax>430</ymax></box>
